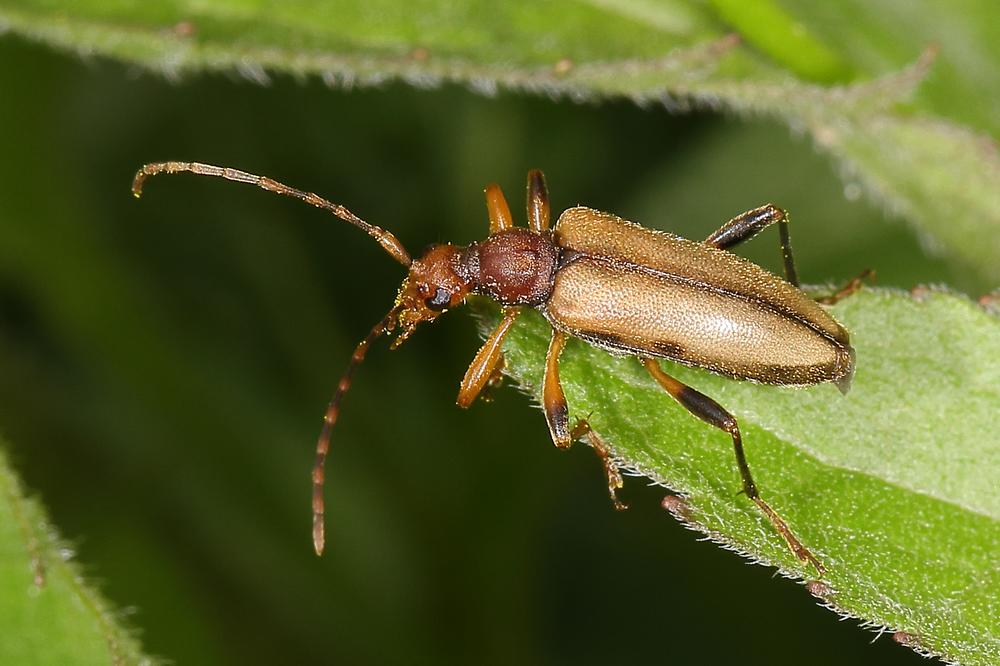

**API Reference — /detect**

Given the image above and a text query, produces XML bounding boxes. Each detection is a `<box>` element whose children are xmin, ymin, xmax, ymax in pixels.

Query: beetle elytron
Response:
<box><xmin>133</xmin><ymin>162</ymin><xmax>859</xmax><ymax>573</ymax></box>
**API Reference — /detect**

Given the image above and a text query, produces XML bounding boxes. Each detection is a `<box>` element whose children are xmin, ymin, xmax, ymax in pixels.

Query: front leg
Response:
<box><xmin>457</xmin><ymin>306</ymin><xmax>522</xmax><ymax>408</ymax></box>
<box><xmin>543</xmin><ymin>329</ymin><xmax>626</xmax><ymax>510</ymax></box>
<box><xmin>485</xmin><ymin>183</ymin><xmax>514</xmax><ymax>233</ymax></box>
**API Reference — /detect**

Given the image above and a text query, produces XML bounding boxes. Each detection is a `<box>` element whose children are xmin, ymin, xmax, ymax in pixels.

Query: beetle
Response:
<box><xmin>133</xmin><ymin>162</ymin><xmax>860</xmax><ymax>573</ymax></box>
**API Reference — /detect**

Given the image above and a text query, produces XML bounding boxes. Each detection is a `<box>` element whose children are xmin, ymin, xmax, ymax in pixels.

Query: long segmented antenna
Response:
<box><xmin>132</xmin><ymin>161</ymin><xmax>412</xmax><ymax>267</ymax></box>
<box><xmin>312</xmin><ymin>305</ymin><xmax>401</xmax><ymax>555</ymax></box>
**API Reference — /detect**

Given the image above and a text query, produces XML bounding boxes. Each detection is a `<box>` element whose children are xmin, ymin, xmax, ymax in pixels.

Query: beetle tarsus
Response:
<box><xmin>752</xmin><ymin>497</ymin><xmax>825</xmax><ymax>575</ymax></box>
<box><xmin>571</xmin><ymin>419</ymin><xmax>628</xmax><ymax>511</ymax></box>
<box><xmin>816</xmin><ymin>268</ymin><xmax>875</xmax><ymax>305</ymax></box>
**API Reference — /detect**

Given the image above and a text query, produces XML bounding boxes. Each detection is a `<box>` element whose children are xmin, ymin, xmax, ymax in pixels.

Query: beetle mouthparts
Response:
<box><xmin>390</xmin><ymin>322</ymin><xmax>417</xmax><ymax>349</ymax></box>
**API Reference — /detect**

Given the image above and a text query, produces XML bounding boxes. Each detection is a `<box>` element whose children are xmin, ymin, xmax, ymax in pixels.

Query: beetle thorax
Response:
<box><xmin>465</xmin><ymin>228</ymin><xmax>559</xmax><ymax>306</ymax></box>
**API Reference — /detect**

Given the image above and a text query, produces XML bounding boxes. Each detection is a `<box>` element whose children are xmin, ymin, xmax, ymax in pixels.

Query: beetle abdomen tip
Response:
<box><xmin>834</xmin><ymin>346</ymin><xmax>856</xmax><ymax>395</ymax></box>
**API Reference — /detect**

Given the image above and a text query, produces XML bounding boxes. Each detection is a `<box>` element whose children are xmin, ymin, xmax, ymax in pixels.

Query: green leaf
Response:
<box><xmin>0</xmin><ymin>2</ymin><xmax>998</xmax><ymax>282</ymax></box>
<box><xmin>0</xmin><ymin>445</ymin><xmax>153</xmax><ymax>665</ymax></box>
<box><xmin>477</xmin><ymin>288</ymin><xmax>1000</xmax><ymax>666</ymax></box>
<box><xmin>707</xmin><ymin>0</ymin><xmax>854</xmax><ymax>81</ymax></box>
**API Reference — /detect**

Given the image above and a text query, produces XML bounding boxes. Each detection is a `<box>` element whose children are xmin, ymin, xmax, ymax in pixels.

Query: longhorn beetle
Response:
<box><xmin>133</xmin><ymin>162</ymin><xmax>861</xmax><ymax>574</ymax></box>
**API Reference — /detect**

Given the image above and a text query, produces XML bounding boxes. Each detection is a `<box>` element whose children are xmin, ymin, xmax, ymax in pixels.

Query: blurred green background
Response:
<box><xmin>0</xmin><ymin>29</ymin><xmax>985</xmax><ymax>665</ymax></box>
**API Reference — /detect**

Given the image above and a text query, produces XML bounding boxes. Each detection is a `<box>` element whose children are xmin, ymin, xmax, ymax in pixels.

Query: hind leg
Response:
<box><xmin>641</xmin><ymin>358</ymin><xmax>824</xmax><ymax>574</ymax></box>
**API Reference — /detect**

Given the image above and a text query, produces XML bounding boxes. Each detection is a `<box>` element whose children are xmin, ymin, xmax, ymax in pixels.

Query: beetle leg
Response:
<box><xmin>570</xmin><ymin>420</ymin><xmax>627</xmax><ymax>510</ymax></box>
<box><xmin>641</xmin><ymin>358</ymin><xmax>825</xmax><ymax>574</ymax></box>
<box><xmin>816</xmin><ymin>268</ymin><xmax>874</xmax><ymax>305</ymax></box>
<box><xmin>457</xmin><ymin>306</ymin><xmax>522</xmax><ymax>407</ymax></box>
<box><xmin>543</xmin><ymin>329</ymin><xmax>572</xmax><ymax>447</ymax></box>
<box><xmin>485</xmin><ymin>183</ymin><xmax>515</xmax><ymax>233</ymax></box>
<box><xmin>477</xmin><ymin>354</ymin><xmax>506</xmax><ymax>403</ymax></box>
<box><xmin>526</xmin><ymin>169</ymin><xmax>550</xmax><ymax>232</ymax></box>
<box><xmin>704</xmin><ymin>204</ymin><xmax>799</xmax><ymax>286</ymax></box>
<box><xmin>544</xmin><ymin>330</ymin><xmax>628</xmax><ymax>509</ymax></box>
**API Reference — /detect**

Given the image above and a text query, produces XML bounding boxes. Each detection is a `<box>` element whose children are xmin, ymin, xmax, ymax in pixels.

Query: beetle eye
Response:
<box><xmin>425</xmin><ymin>287</ymin><xmax>451</xmax><ymax>311</ymax></box>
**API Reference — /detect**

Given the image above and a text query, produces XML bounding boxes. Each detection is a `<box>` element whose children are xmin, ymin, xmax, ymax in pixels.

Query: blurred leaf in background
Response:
<box><xmin>0</xmin><ymin>1</ymin><xmax>997</xmax><ymax>665</ymax></box>
<box><xmin>0</xmin><ymin>446</ymin><xmax>151</xmax><ymax>664</ymax></box>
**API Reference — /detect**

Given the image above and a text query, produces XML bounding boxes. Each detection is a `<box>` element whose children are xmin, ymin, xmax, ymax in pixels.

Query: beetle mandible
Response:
<box><xmin>133</xmin><ymin>162</ymin><xmax>859</xmax><ymax>573</ymax></box>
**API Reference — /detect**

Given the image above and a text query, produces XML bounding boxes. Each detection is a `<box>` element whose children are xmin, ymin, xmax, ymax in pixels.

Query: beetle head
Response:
<box><xmin>392</xmin><ymin>243</ymin><xmax>473</xmax><ymax>346</ymax></box>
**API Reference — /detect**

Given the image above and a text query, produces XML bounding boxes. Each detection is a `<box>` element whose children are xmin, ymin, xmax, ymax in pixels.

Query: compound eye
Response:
<box><xmin>425</xmin><ymin>287</ymin><xmax>451</xmax><ymax>311</ymax></box>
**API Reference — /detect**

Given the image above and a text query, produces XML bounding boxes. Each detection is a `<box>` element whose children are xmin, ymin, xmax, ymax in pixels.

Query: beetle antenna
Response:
<box><xmin>312</xmin><ymin>304</ymin><xmax>402</xmax><ymax>556</ymax></box>
<box><xmin>132</xmin><ymin>161</ymin><xmax>412</xmax><ymax>267</ymax></box>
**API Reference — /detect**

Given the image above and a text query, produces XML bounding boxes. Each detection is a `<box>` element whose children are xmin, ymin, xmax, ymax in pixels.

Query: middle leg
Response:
<box><xmin>543</xmin><ymin>328</ymin><xmax>626</xmax><ymax>509</ymax></box>
<box><xmin>526</xmin><ymin>169</ymin><xmax>550</xmax><ymax>232</ymax></box>
<box><xmin>571</xmin><ymin>420</ymin><xmax>627</xmax><ymax>510</ymax></box>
